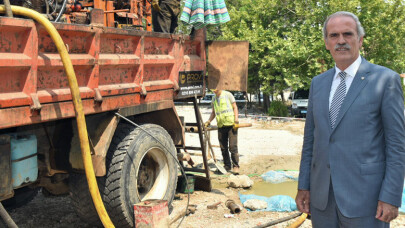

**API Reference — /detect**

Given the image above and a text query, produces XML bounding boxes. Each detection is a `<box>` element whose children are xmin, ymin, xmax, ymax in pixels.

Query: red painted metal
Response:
<box><xmin>71</xmin><ymin>0</ymin><xmax>152</xmax><ymax>29</ymax></box>
<box><xmin>134</xmin><ymin>199</ymin><xmax>169</xmax><ymax>228</ymax></box>
<box><xmin>0</xmin><ymin>17</ymin><xmax>206</xmax><ymax>130</ymax></box>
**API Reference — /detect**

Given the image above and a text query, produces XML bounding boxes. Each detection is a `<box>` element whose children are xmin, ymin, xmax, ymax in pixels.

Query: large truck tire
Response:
<box><xmin>69</xmin><ymin>123</ymin><xmax>178</xmax><ymax>227</ymax></box>
<box><xmin>69</xmin><ymin>173</ymin><xmax>103</xmax><ymax>227</ymax></box>
<box><xmin>2</xmin><ymin>186</ymin><xmax>39</xmax><ymax>210</ymax></box>
<box><xmin>104</xmin><ymin>123</ymin><xmax>178</xmax><ymax>227</ymax></box>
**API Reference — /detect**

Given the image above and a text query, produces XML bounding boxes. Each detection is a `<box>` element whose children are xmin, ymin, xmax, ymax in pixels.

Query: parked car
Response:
<box><xmin>253</xmin><ymin>92</ymin><xmax>264</xmax><ymax>103</ymax></box>
<box><xmin>199</xmin><ymin>92</ymin><xmax>247</xmax><ymax>107</ymax></box>
<box><xmin>232</xmin><ymin>91</ymin><xmax>247</xmax><ymax>108</ymax></box>
<box><xmin>200</xmin><ymin>94</ymin><xmax>214</xmax><ymax>104</ymax></box>
<box><xmin>290</xmin><ymin>89</ymin><xmax>309</xmax><ymax>117</ymax></box>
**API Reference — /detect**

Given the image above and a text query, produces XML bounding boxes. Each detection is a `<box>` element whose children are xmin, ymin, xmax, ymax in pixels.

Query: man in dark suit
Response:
<box><xmin>296</xmin><ymin>11</ymin><xmax>405</xmax><ymax>227</ymax></box>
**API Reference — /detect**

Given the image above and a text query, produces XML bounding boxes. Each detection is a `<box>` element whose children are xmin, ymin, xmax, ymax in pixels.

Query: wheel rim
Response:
<box><xmin>134</xmin><ymin>147</ymin><xmax>169</xmax><ymax>201</ymax></box>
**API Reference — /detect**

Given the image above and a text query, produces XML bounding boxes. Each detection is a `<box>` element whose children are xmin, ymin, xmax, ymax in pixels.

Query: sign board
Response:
<box><xmin>207</xmin><ymin>41</ymin><xmax>249</xmax><ymax>92</ymax></box>
<box><xmin>176</xmin><ymin>71</ymin><xmax>204</xmax><ymax>99</ymax></box>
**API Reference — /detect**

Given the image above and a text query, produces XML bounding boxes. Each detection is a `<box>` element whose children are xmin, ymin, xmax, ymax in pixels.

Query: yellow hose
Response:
<box><xmin>287</xmin><ymin>213</ymin><xmax>308</xmax><ymax>228</ymax></box>
<box><xmin>0</xmin><ymin>5</ymin><xmax>114</xmax><ymax>227</ymax></box>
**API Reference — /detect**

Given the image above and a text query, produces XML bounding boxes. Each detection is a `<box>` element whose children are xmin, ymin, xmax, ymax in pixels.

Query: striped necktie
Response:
<box><xmin>329</xmin><ymin>71</ymin><xmax>347</xmax><ymax>129</ymax></box>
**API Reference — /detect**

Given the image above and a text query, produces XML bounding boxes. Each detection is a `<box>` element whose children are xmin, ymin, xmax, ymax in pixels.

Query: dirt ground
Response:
<box><xmin>3</xmin><ymin>105</ymin><xmax>405</xmax><ymax>228</ymax></box>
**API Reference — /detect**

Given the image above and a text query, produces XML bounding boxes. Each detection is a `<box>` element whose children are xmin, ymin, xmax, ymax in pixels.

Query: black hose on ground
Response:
<box><xmin>0</xmin><ymin>202</ymin><xmax>17</xmax><ymax>228</ymax></box>
<box><xmin>253</xmin><ymin>212</ymin><xmax>302</xmax><ymax>228</ymax></box>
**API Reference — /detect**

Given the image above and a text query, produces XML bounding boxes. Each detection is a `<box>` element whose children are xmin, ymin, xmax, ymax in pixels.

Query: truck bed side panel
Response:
<box><xmin>0</xmin><ymin>17</ymin><xmax>206</xmax><ymax>129</ymax></box>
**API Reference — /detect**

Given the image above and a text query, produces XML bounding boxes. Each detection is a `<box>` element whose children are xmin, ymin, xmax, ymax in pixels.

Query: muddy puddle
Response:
<box><xmin>241</xmin><ymin>180</ymin><xmax>298</xmax><ymax>198</ymax></box>
<box><xmin>212</xmin><ymin>178</ymin><xmax>298</xmax><ymax>198</ymax></box>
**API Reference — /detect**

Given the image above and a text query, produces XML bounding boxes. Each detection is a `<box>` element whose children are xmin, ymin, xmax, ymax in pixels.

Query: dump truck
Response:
<box><xmin>0</xmin><ymin>1</ymin><xmax>248</xmax><ymax>227</ymax></box>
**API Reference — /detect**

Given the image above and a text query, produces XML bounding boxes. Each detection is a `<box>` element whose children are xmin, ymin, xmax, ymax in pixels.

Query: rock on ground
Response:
<box><xmin>243</xmin><ymin>199</ymin><xmax>268</xmax><ymax>211</ymax></box>
<box><xmin>227</xmin><ymin>174</ymin><xmax>254</xmax><ymax>188</ymax></box>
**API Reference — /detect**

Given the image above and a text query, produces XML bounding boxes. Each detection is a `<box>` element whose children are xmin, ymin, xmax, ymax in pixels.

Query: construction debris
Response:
<box><xmin>225</xmin><ymin>199</ymin><xmax>241</xmax><ymax>214</ymax></box>
<box><xmin>169</xmin><ymin>204</ymin><xmax>197</xmax><ymax>225</ymax></box>
<box><xmin>243</xmin><ymin>199</ymin><xmax>268</xmax><ymax>211</ymax></box>
<box><xmin>177</xmin><ymin>152</ymin><xmax>195</xmax><ymax>167</ymax></box>
<box><xmin>207</xmin><ymin>202</ymin><xmax>221</xmax><ymax>209</ymax></box>
<box><xmin>227</xmin><ymin>174</ymin><xmax>254</xmax><ymax>188</ymax></box>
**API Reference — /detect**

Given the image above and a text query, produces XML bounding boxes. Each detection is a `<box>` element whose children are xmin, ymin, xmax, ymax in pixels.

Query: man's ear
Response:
<box><xmin>359</xmin><ymin>36</ymin><xmax>364</xmax><ymax>47</ymax></box>
<box><xmin>324</xmin><ymin>38</ymin><xmax>330</xmax><ymax>50</ymax></box>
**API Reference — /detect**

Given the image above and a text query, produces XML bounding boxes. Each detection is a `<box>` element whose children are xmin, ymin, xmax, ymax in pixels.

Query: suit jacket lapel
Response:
<box><xmin>322</xmin><ymin>69</ymin><xmax>335</xmax><ymax>133</ymax></box>
<box><xmin>331</xmin><ymin>58</ymin><xmax>370</xmax><ymax>133</ymax></box>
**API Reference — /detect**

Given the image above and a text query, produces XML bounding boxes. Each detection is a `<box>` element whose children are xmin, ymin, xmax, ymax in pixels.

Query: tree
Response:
<box><xmin>209</xmin><ymin>0</ymin><xmax>405</xmax><ymax>105</ymax></box>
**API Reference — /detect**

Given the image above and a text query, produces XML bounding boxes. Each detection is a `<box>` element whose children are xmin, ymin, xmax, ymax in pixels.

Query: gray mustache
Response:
<box><xmin>335</xmin><ymin>44</ymin><xmax>351</xmax><ymax>50</ymax></box>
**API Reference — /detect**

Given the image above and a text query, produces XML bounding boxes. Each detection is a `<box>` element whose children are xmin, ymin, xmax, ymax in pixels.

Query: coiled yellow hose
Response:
<box><xmin>0</xmin><ymin>5</ymin><xmax>114</xmax><ymax>227</ymax></box>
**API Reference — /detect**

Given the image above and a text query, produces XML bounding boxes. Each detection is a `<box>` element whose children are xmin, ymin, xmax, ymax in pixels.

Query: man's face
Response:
<box><xmin>324</xmin><ymin>16</ymin><xmax>363</xmax><ymax>70</ymax></box>
<box><xmin>212</xmin><ymin>89</ymin><xmax>221</xmax><ymax>96</ymax></box>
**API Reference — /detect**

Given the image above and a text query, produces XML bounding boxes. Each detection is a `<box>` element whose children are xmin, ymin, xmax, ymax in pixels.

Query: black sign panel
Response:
<box><xmin>177</xmin><ymin>71</ymin><xmax>204</xmax><ymax>98</ymax></box>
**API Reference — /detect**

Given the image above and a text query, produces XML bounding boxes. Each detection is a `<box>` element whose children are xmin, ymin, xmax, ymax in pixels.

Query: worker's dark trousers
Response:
<box><xmin>152</xmin><ymin>0</ymin><xmax>180</xmax><ymax>33</ymax></box>
<box><xmin>218</xmin><ymin>126</ymin><xmax>239</xmax><ymax>169</ymax></box>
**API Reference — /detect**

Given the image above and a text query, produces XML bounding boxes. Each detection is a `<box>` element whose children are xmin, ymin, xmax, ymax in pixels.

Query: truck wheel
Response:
<box><xmin>69</xmin><ymin>123</ymin><xmax>177</xmax><ymax>227</ymax></box>
<box><xmin>2</xmin><ymin>186</ymin><xmax>39</xmax><ymax>210</ymax></box>
<box><xmin>103</xmin><ymin>123</ymin><xmax>178</xmax><ymax>227</ymax></box>
<box><xmin>69</xmin><ymin>173</ymin><xmax>103</xmax><ymax>227</ymax></box>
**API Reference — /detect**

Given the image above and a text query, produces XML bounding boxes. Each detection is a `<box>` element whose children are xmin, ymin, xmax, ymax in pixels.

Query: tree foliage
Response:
<box><xmin>207</xmin><ymin>0</ymin><xmax>405</xmax><ymax>98</ymax></box>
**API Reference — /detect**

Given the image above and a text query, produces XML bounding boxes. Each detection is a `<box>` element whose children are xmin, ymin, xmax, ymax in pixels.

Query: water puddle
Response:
<box><xmin>211</xmin><ymin>178</ymin><xmax>298</xmax><ymax>198</ymax></box>
<box><xmin>212</xmin><ymin>181</ymin><xmax>229</xmax><ymax>190</ymax></box>
<box><xmin>241</xmin><ymin>181</ymin><xmax>298</xmax><ymax>198</ymax></box>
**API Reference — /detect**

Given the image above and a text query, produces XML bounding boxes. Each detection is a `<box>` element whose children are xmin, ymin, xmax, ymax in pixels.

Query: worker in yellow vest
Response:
<box><xmin>204</xmin><ymin>89</ymin><xmax>240</xmax><ymax>174</ymax></box>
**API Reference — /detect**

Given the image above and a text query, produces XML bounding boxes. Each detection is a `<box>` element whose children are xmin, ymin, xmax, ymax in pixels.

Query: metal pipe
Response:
<box><xmin>225</xmin><ymin>199</ymin><xmax>241</xmax><ymax>214</ymax></box>
<box><xmin>207</xmin><ymin>123</ymin><xmax>253</xmax><ymax>131</ymax></box>
<box><xmin>183</xmin><ymin>146</ymin><xmax>202</xmax><ymax>151</ymax></box>
<box><xmin>54</xmin><ymin>0</ymin><xmax>67</xmax><ymax>22</ymax></box>
<box><xmin>192</xmin><ymin>97</ymin><xmax>210</xmax><ymax>179</ymax></box>
<box><xmin>45</xmin><ymin>0</ymin><xmax>49</xmax><ymax>15</ymax></box>
<box><xmin>3</xmin><ymin>0</ymin><xmax>13</xmax><ymax>17</ymax></box>
<box><xmin>185</xmin><ymin>126</ymin><xmax>198</xmax><ymax>132</ymax></box>
<box><xmin>104</xmin><ymin>9</ymin><xmax>129</xmax><ymax>13</ymax></box>
<box><xmin>183</xmin><ymin>167</ymin><xmax>206</xmax><ymax>173</ymax></box>
<box><xmin>0</xmin><ymin>202</ymin><xmax>17</xmax><ymax>228</ymax></box>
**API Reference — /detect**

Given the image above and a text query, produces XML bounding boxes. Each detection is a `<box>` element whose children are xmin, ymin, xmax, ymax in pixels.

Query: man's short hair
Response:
<box><xmin>323</xmin><ymin>11</ymin><xmax>365</xmax><ymax>40</ymax></box>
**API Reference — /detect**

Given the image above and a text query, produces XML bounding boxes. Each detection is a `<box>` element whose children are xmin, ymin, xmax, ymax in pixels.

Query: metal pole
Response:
<box><xmin>0</xmin><ymin>203</ymin><xmax>18</xmax><ymax>228</ymax></box>
<box><xmin>192</xmin><ymin>96</ymin><xmax>210</xmax><ymax>179</ymax></box>
<box><xmin>3</xmin><ymin>0</ymin><xmax>13</xmax><ymax>17</ymax></box>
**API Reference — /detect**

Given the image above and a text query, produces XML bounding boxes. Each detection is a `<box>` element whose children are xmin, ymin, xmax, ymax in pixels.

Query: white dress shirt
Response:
<box><xmin>329</xmin><ymin>55</ymin><xmax>362</xmax><ymax>108</ymax></box>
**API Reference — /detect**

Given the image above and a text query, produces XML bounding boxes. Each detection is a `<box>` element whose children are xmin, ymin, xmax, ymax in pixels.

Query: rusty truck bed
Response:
<box><xmin>0</xmin><ymin>16</ymin><xmax>205</xmax><ymax>129</ymax></box>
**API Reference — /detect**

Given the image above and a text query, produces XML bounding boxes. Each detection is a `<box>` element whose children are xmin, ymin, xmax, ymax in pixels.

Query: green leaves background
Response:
<box><xmin>206</xmin><ymin>0</ymin><xmax>405</xmax><ymax>97</ymax></box>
